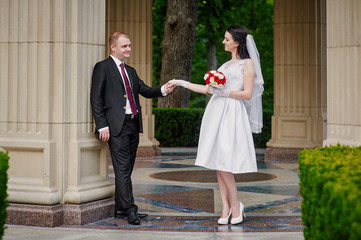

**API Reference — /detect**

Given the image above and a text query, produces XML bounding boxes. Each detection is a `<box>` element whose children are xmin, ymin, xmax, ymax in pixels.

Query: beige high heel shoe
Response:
<box><xmin>217</xmin><ymin>210</ymin><xmax>232</xmax><ymax>225</ymax></box>
<box><xmin>230</xmin><ymin>202</ymin><xmax>246</xmax><ymax>225</ymax></box>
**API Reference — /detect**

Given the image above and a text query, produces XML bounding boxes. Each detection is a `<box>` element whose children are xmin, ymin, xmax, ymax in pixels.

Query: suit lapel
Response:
<box><xmin>108</xmin><ymin>57</ymin><xmax>125</xmax><ymax>90</ymax></box>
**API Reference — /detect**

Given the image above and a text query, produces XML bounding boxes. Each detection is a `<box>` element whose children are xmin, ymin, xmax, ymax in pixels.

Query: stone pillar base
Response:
<box><xmin>6</xmin><ymin>198</ymin><xmax>114</xmax><ymax>227</ymax></box>
<box><xmin>6</xmin><ymin>203</ymin><xmax>64</xmax><ymax>227</ymax></box>
<box><xmin>137</xmin><ymin>146</ymin><xmax>161</xmax><ymax>157</ymax></box>
<box><xmin>264</xmin><ymin>147</ymin><xmax>303</xmax><ymax>161</ymax></box>
<box><xmin>63</xmin><ymin>198</ymin><xmax>114</xmax><ymax>225</ymax></box>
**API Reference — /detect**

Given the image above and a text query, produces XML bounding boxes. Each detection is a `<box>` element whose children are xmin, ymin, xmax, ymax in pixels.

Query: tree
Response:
<box><xmin>157</xmin><ymin>0</ymin><xmax>198</xmax><ymax>108</ymax></box>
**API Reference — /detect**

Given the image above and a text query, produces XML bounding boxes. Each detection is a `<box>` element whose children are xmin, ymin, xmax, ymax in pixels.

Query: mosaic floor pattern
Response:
<box><xmin>85</xmin><ymin>215</ymin><xmax>303</xmax><ymax>232</ymax></box>
<box><xmin>84</xmin><ymin>149</ymin><xmax>304</xmax><ymax>232</ymax></box>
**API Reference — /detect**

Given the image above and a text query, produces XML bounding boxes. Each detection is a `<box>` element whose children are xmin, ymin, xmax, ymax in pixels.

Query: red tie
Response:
<box><xmin>120</xmin><ymin>63</ymin><xmax>137</xmax><ymax>116</ymax></box>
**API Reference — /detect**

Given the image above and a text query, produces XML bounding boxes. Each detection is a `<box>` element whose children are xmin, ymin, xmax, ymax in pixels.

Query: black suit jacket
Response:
<box><xmin>90</xmin><ymin>57</ymin><xmax>163</xmax><ymax>135</ymax></box>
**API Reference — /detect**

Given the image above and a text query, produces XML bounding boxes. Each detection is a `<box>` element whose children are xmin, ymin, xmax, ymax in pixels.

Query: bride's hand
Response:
<box><xmin>209</xmin><ymin>86</ymin><xmax>230</xmax><ymax>97</ymax></box>
<box><xmin>206</xmin><ymin>84</ymin><xmax>210</xmax><ymax>94</ymax></box>
<box><xmin>169</xmin><ymin>79</ymin><xmax>189</xmax><ymax>88</ymax></box>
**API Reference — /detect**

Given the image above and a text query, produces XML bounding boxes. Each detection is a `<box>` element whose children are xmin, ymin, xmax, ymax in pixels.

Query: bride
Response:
<box><xmin>170</xmin><ymin>25</ymin><xmax>264</xmax><ymax>225</ymax></box>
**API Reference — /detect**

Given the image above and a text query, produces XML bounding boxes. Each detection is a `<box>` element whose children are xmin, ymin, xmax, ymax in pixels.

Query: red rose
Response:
<box><xmin>204</xmin><ymin>70</ymin><xmax>226</xmax><ymax>88</ymax></box>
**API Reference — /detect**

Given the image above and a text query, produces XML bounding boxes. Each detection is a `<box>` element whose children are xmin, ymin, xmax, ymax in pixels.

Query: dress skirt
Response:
<box><xmin>195</xmin><ymin>95</ymin><xmax>257</xmax><ymax>174</ymax></box>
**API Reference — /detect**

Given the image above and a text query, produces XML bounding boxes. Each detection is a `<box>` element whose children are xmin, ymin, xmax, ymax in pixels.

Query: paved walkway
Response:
<box><xmin>4</xmin><ymin>148</ymin><xmax>304</xmax><ymax>240</ymax></box>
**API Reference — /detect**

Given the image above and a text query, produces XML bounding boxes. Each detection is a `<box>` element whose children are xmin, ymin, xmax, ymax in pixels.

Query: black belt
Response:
<box><xmin>125</xmin><ymin>114</ymin><xmax>137</xmax><ymax>119</ymax></box>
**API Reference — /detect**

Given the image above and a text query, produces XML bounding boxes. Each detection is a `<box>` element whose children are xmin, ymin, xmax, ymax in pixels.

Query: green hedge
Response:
<box><xmin>299</xmin><ymin>145</ymin><xmax>361</xmax><ymax>240</ymax></box>
<box><xmin>153</xmin><ymin>108</ymin><xmax>204</xmax><ymax>147</ymax></box>
<box><xmin>153</xmin><ymin>108</ymin><xmax>272</xmax><ymax>147</ymax></box>
<box><xmin>0</xmin><ymin>151</ymin><xmax>9</xmax><ymax>239</ymax></box>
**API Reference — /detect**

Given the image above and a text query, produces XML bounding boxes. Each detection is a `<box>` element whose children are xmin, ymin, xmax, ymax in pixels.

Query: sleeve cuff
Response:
<box><xmin>161</xmin><ymin>85</ymin><xmax>167</xmax><ymax>96</ymax></box>
<box><xmin>98</xmin><ymin>126</ymin><xmax>109</xmax><ymax>132</ymax></box>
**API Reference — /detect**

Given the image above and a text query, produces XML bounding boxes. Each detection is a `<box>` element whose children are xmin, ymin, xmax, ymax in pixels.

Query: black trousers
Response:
<box><xmin>108</xmin><ymin>115</ymin><xmax>139</xmax><ymax>214</ymax></box>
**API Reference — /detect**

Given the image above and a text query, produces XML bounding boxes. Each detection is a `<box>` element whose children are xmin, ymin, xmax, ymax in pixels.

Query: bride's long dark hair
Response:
<box><xmin>227</xmin><ymin>26</ymin><xmax>250</xmax><ymax>59</ymax></box>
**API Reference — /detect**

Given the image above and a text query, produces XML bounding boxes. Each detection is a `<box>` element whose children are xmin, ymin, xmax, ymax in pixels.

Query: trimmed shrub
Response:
<box><xmin>0</xmin><ymin>151</ymin><xmax>9</xmax><ymax>239</ymax></box>
<box><xmin>153</xmin><ymin>108</ymin><xmax>272</xmax><ymax>147</ymax></box>
<box><xmin>299</xmin><ymin>145</ymin><xmax>361</xmax><ymax>240</ymax></box>
<box><xmin>153</xmin><ymin>108</ymin><xmax>204</xmax><ymax>147</ymax></box>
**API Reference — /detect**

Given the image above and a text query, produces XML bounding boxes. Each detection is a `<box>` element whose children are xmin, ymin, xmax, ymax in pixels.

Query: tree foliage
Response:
<box><xmin>153</xmin><ymin>0</ymin><xmax>274</xmax><ymax>110</ymax></box>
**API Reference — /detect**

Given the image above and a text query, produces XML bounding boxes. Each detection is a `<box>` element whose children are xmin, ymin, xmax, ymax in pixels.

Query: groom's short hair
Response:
<box><xmin>109</xmin><ymin>32</ymin><xmax>129</xmax><ymax>47</ymax></box>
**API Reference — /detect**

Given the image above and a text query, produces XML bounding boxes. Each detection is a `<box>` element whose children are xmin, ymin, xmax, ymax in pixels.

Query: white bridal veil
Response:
<box><xmin>244</xmin><ymin>34</ymin><xmax>264</xmax><ymax>134</ymax></box>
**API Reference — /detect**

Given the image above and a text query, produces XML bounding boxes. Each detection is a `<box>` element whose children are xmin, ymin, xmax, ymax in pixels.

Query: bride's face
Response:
<box><xmin>222</xmin><ymin>31</ymin><xmax>239</xmax><ymax>54</ymax></box>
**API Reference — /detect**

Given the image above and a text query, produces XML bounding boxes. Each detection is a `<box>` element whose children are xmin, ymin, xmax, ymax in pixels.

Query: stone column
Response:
<box><xmin>106</xmin><ymin>0</ymin><xmax>160</xmax><ymax>157</ymax></box>
<box><xmin>0</xmin><ymin>0</ymin><xmax>114</xmax><ymax>226</ymax></box>
<box><xmin>266</xmin><ymin>0</ymin><xmax>327</xmax><ymax>160</ymax></box>
<box><xmin>323</xmin><ymin>0</ymin><xmax>361</xmax><ymax>146</ymax></box>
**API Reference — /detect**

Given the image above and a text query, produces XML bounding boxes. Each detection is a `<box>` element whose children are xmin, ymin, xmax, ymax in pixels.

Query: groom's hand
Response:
<box><xmin>164</xmin><ymin>81</ymin><xmax>176</xmax><ymax>93</ymax></box>
<box><xmin>98</xmin><ymin>128</ymin><xmax>110</xmax><ymax>142</ymax></box>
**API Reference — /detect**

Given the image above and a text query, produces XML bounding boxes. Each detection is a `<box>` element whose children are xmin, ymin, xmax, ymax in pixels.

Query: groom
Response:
<box><xmin>90</xmin><ymin>32</ymin><xmax>175</xmax><ymax>225</ymax></box>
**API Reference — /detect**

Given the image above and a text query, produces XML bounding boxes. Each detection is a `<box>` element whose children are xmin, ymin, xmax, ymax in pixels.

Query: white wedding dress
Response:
<box><xmin>195</xmin><ymin>59</ymin><xmax>258</xmax><ymax>174</ymax></box>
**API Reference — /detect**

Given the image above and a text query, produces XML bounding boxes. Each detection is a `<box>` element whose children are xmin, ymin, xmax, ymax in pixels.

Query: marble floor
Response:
<box><xmin>4</xmin><ymin>148</ymin><xmax>304</xmax><ymax>240</ymax></box>
<box><xmin>88</xmin><ymin>148</ymin><xmax>303</xmax><ymax>232</ymax></box>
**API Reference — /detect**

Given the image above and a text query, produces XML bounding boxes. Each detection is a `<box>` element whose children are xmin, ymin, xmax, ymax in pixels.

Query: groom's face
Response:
<box><xmin>111</xmin><ymin>36</ymin><xmax>131</xmax><ymax>61</ymax></box>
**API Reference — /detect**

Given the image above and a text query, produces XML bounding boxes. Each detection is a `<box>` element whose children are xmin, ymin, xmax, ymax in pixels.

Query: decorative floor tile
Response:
<box><xmin>99</xmin><ymin>150</ymin><xmax>304</xmax><ymax>233</ymax></box>
<box><xmin>83</xmin><ymin>216</ymin><xmax>303</xmax><ymax>232</ymax></box>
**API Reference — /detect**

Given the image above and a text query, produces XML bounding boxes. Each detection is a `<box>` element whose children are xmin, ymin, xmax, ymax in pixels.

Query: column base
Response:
<box><xmin>137</xmin><ymin>145</ymin><xmax>161</xmax><ymax>157</ymax></box>
<box><xmin>264</xmin><ymin>147</ymin><xmax>303</xmax><ymax>161</ymax></box>
<box><xmin>6</xmin><ymin>198</ymin><xmax>114</xmax><ymax>227</ymax></box>
<box><xmin>63</xmin><ymin>198</ymin><xmax>114</xmax><ymax>225</ymax></box>
<box><xmin>6</xmin><ymin>203</ymin><xmax>64</xmax><ymax>227</ymax></box>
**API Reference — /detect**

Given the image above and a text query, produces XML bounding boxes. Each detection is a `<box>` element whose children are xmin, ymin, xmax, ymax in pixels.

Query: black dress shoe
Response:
<box><xmin>137</xmin><ymin>213</ymin><xmax>148</xmax><ymax>219</ymax></box>
<box><xmin>115</xmin><ymin>211</ymin><xmax>148</xmax><ymax>219</ymax></box>
<box><xmin>127</xmin><ymin>210</ymin><xmax>140</xmax><ymax>225</ymax></box>
<box><xmin>114</xmin><ymin>210</ymin><xmax>126</xmax><ymax>218</ymax></box>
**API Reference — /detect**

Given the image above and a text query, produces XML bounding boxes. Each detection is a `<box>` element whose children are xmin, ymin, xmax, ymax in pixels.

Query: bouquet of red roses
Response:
<box><xmin>204</xmin><ymin>70</ymin><xmax>226</xmax><ymax>88</ymax></box>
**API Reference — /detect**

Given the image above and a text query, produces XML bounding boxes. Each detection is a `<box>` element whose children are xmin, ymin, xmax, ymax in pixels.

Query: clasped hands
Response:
<box><xmin>163</xmin><ymin>81</ymin><xmax>176</xmax><ymax>93</ymax></box>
